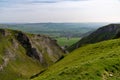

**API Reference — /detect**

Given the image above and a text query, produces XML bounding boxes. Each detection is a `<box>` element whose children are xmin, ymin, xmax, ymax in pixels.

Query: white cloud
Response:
<box><xmin>0</xmin><ymin>0</ymin><xmax>120</xmax><ymax>23</ymax></box>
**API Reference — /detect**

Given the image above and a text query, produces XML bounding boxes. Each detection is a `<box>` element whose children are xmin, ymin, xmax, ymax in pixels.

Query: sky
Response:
<box><xmin>0</xmin><ymin>0</ymin><xmax>120</xmax><ymax>23</ymax></box>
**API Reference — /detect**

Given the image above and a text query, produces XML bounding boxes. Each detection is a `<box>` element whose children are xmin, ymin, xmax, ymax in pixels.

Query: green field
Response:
<box><xmin>55</xmin><ymin>37</ymin><xmax>80</xmax><ymax>47</ymax></box>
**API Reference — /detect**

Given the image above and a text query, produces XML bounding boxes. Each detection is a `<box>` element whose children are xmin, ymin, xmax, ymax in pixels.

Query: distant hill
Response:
<box><xmin>33</xmin><ymin>37</ymin><xmax>120</xmax><ymax>80</ymax></box>
<box><xmin>67</xmin><ymin>24</ymin><xmax>120</xmax><ymax>52</ymax></box>
<box><xmin>0</xmin><ymin>29</ymin><xmax>64</xmax><ymax>80</ymax></box>
<box><xmin>0</xmin><ymin>23</ymin><xmax>108</xmax><ymax>37</ymax></box>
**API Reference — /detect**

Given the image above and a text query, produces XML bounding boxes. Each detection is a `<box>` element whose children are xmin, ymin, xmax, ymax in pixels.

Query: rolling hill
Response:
<box><xmin>67</xmin><ymin>24</ymin><xmax>120</xmax><ymax>52</ymax></box>
<box><xmin>0</xmin><ymin>23</ymin><xmax>108</xmax><ymax>37</ymax></box>
<box><xmin>0</xmin><ymin>29</ymin><xmax>64</xmax><ymax>80</ymax></box>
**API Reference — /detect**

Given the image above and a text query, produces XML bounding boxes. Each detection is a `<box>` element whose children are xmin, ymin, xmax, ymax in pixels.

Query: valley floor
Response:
<box><xmin>56</xmin><ymin>37</ymin><xmax>80</xmax><ymax>47</ymax></box>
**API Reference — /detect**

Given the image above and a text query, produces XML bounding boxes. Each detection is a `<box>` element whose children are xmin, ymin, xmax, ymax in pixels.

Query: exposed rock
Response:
<box><xmin>15</xmin><ymin>31</ymin><xmax>41</xmax><ymax>61</ymax></box>
<box><xmin>0</xmin><ymin>29</ymin><xmax>64</xmax><ymax>79</ymax></box>
<box><xmin>0</xmin><ymin>29</ymin><xmax>10</xmax><ymax>37</ymax></box>
<box><xmin>109</xmin><ymin>73</ymin><xmax>113</xmax><ymax>77</ymax></box>
<box><xmin>5</xmin><ymin>49</ymin><xmax>15</xmax><ymax>59</ymax></box>
<box><xmin>11</xmin><ymin>39</ymin><xmax>19</xmax><ymax>49</ymax></box>
<box><xmin>29</xmin><ymin>34</ymin><xmax>64</xmax><ymax>66</ymax></box>
<box><xmin>0</xmin><ymin>65</ymin><xmax>3</xmax><ymax>71</ymax></box>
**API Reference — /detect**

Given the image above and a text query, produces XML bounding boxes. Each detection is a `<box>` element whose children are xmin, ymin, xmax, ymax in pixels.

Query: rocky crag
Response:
<box><xmin>0</xmin><ymin>29</ymin><xmax>64</xmax><ymax>80</ymax></box>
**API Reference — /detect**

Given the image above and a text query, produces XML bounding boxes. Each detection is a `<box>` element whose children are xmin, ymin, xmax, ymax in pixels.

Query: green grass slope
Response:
<box><xmin>33</xmin><ymin>38</ymin><xmax>120</xmax><ymax>80</ymax></box>
<box><xmin>0</xmin><ymin>29</ymin><xmax>64</xmax><ymax>80</ymax></box>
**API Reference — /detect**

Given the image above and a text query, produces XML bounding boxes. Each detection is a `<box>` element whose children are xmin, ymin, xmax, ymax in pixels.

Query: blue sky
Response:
<box><xmin>0</xmin><ymin>0</ymin><xmax>120</xmax><ymax>23</ymax></box>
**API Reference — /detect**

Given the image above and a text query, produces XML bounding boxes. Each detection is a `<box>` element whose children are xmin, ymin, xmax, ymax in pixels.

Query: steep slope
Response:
<box><xmin>0</xmin><ymin>29</ymin><xmax>64</xmax><ymax>80</ymax></box>
<box><xmin>68</xmin><ymin>24</ymin><xmax>120</xmax><ymax>52</ymax></box>
<box><xmin>33</xmin><ymin>38</ymin><xmax>120</xmax><ymax>80</ymax></box>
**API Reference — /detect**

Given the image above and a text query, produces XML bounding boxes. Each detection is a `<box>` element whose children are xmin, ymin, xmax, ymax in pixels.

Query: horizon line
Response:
<box><xmin>0</xmin><ymin>22</ymin><xmax>118</xmax><ymax>24</ymax></box>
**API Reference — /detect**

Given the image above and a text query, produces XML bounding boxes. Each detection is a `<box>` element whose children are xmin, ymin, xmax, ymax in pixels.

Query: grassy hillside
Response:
<box><xmin>0</xmin><ymin>30</ymin><xmax>43</xmax><ymax>80</ymax></box>
<box><xmin>68</xmin><ymin>24</ymin><xmax>120</xmax><ymax>52</ymax></box>
<box><xmin>33</xmin><ymin>38</ymin><xmax>120</xmax><ymax>80</ymax></box>
<box><xmin>0</xmin><ymin>29</ymin><xmax>64</xmax><ymax>80</ymax></box>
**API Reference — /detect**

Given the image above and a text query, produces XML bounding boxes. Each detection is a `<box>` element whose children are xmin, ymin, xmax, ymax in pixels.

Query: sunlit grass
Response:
<box><xmin>33</xmin><ymin>38</ymin><xmax>120</xmax><ymax>80</ymax></box>
<box><xmin>56</xmin><ymin>37</ymin><xmax>80</xmax><ymax>47</ymax></box>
